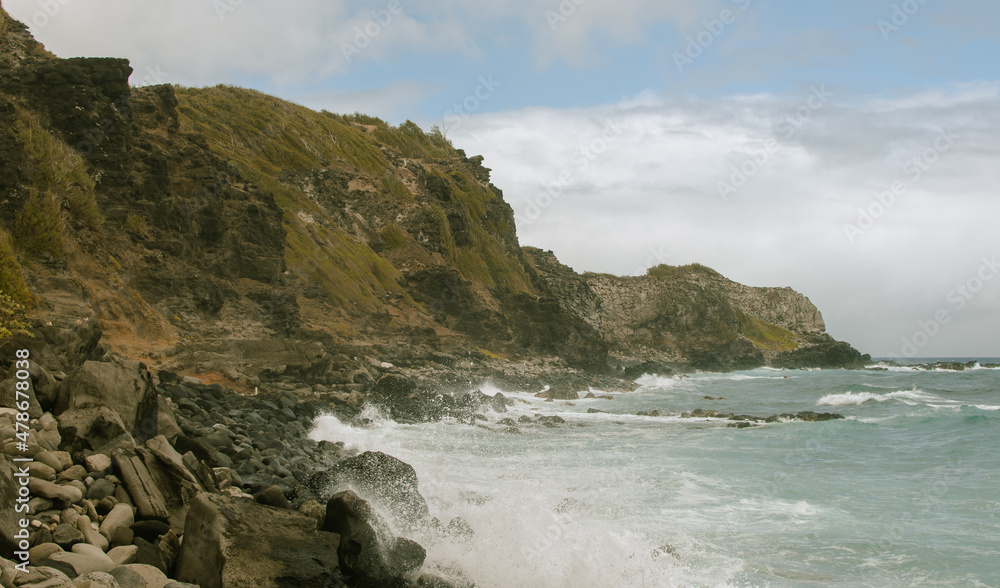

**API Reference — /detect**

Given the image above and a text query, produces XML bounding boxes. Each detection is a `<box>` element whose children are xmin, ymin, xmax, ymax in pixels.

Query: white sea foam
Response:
<box><xmin>634</xmin><ymin>373</ymin><xmax>681</xmax><ymax>387</ymax></box>
<box><xmin>309</xmin><ymin>413</ymin><xmax>745</xmax><ymax>587</ymax></box>
<box><xmin>816</xmin><ymin>388</ymin><xmax>938</xmax><ymax>406</ymax></box>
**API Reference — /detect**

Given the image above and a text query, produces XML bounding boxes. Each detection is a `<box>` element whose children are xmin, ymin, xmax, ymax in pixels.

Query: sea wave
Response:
<box><xmin>634</xmin><ymin>374</ymin><xmax>681</xmax><ymax>387</ymax></box>
<box><xmin>816</xmin><ymin>388</ymin><xmax>937</xmax><ymax>406</ymax></box>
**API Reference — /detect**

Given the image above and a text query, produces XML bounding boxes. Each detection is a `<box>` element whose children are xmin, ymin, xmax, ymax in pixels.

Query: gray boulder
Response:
<box><xmin>56</xmin><ymin>359</ymin><xmax>158</xmax><ymax>442</ymax></box>
<box><xmin>175</xmin><ymin>492</ymin><xmax>341</xmax><ymax>588</ymax></box>
<box><xmin>322</xmin><ymin>489</ymin><xmax>425</xmax><ymax>583</ymax></box>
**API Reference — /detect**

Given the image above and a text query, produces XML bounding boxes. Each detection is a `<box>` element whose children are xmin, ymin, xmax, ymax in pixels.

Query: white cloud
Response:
<box><xmin>3</xmin><ymin>0</ymin><xmax>477</xmax><ymax>87</ymax></box>
<box><xmin>449</xmin><ymin>83</ymin><xmax>1000</xmax><ymax>357</ymax></box>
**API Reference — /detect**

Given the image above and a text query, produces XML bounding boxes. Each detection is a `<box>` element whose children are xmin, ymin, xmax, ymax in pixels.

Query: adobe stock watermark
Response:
<box><xmin>673</xmin><ymin>0</ymin><xmax>752</xmax><ymax>74</ymax></box>
<box><xmin>134</xmin><ymin>65</ymin><xmax>170</xmax><ymax>87</ymax></box>
<box><xmin>717</xmin><ymin>84</ymin><xmax>833</xmax><ymax>202</ymax></box>
<box><xmin>633</xmin><ymin>246</ymin><xmax>673</xmax><ymax>277</ymax></box>
<box><xmin>213</xmin><ymin>0</ymin><xmax>243</xmax><ymax>22</ymax></box>
<box><xmin>545</xmin><ymin>0</ymin><xmax>588</xmax><ymax>31</ymax></box>
<box><xmin>340</xmin><ymin>0</ymin><xmax>408</xmax><ymax>64</ymax></box>
<box><xmin>889</xmin><ymin>254</ymin><xmax>999</xmax><ymax>358</ymax></box>
<box><xmin>878</xmin><ymin>0</ymin><xmax>932</xmax><ymax>41</ymax></box>
<box><xmin>519</xmin><ymin>499</ymin><xmax>576</xmax><ymax>562</ymax></box>
<box><xmin>24</xmin><ymin>0</ymin><xmax>73</xmax><ymax>29</ymax></box>
<box><xmin>442</xmin><ymin>75</ymin><xmax>501</xmax><ymax>135</ymax></box>
<box><xmin>843</xmin><ymin>127</ymin><xmax>958</xmax><ymax>244</ymax></box>
<box><xmin>521</xmin><ymin>119</ymin><xmax>624</xmax><ymax>224</ymax></box>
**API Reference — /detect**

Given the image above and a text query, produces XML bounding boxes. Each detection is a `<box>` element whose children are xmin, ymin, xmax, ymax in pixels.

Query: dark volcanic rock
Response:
<box><xmin>322</xmin><ymin>489</ymin><xmax>425</xmax><ymax>583</ymax></box>
<box><xmin>316</xmin><ymin>451</ymin><xmax>429</xmax><ymax>526</ymax></box>
<box><xmin>772</xmin><ymin>339</ymin><xmax>866</xmax><ymax>370</ymax></box>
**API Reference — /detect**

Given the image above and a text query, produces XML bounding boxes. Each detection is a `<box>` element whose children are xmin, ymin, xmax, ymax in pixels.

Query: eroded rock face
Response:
<box><xmin>175</xmin><ymin>492</ymin><xmax>341</xmax><ymax>588</ymax></box>
<box><xmin>524</xmin><ymin>248</ymin><xmax>862</xmax><ymax>371</ymax></box>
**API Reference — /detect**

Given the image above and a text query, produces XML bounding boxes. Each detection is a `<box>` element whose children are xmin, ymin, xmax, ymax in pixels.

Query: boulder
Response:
<box><xmin>44</xmin><ymin>546</ymin><xmax>114</xmax><ymax>575</ymax></box>
<box><xmin>57</xmin><ymin>406</ymin><xmax>136</xmax><ymax>455</ymax></box>
<box><xmin>175</xmin><ymin>492</ymin><xmax>341</xmax><ymax>588</ymax></box>
<box><xmin>111</xmin><ymin>450</ymin><xmax>169</xmax><ymax>520</ymax></box>
<box><xmin>26</xmin><ymin>460</ymin><xmax>57</xmax><ymax>481</ymax></box>
<box><xmin>56</xmin><ymin>360</ymin><xmax>158</xmax><ymax>442</ymax></box>
<box><xmin>534</xmin><ymin>384</ymin><xmax>579</xmax><ymax>400</ymax></box>
<box><xmin>109</xmin><ymin>563</ymin><xmax>170</xmax><ymax>588</ymax></box>
<box><xmin>254</xmin><ymin>485</ymin><xmax>288</xmax><ymax>509</ymax></box>
<box><xmin>107</xmin><ymin>544</ymin><xmax>138</xmax><ymax>566</ymax></box>
<box><xmin>157</xmin><ymin>396</ymin><xmax>182</xmax><ymax>443</ymax></box>
<box><xmin>87</xmin><ymin>478</ymin><xmax>116</xmax><ymax>501</ymax></box>
<box><xmin>98</xmin><ymin>503</ymin><xmax>134</xmax><ymax>542</ymax></box>
<box><xmin>77</xmin><ymin>515</ymin><xmax>109</xmax><ymax>551</ymax></box>
<box><xmin>85</xmin><ymin>454</ymin><xmax>113</xmax><ymax>475</ymax></box>
<box><xmin>322</xmin><ymin>489</ymin><xmax>425</xmax><ymax>583</ymax></box>
<box><xmin>318</xmin><ymin>451</ymin><xmax>429</xmax><ymax>526</ymax></box>
<box><xmin>73</xmin><ymin>571</ymin><xmax>121</xmax><ymax>587</ymax></box>
<box><xmin>52</xmin><ymin>522</ymin><xmax>85</xmax><ymax>548</ymax></box>
<box><xmin>28</xmin><ymin>477</ymin><xmax>83</xmax><ymax>504</ymax></box>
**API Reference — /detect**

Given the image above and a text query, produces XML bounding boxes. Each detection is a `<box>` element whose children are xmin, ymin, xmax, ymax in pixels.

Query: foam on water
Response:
<box><xmin>307</xmin><ymin>364</ymin><xmax>1000</xmax><ymax>587</ymax></box>
<box><xmin>816</xmin><ymin>387</ymin><xmax>938</xmax><ymax>406</ymax></box>
<box><xmin>309</xmin><ymin>412</ymin><xmax>745</xmax><ymax>587</ymax></box>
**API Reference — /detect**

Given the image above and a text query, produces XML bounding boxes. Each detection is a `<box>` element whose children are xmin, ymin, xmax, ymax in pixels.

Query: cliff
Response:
<box><xmin>0</xmin><ymin>7</ymin><xmax>864</xmax><ymax>394</ymax></box>
<box><xmin>525</xmin><ymin>250</ymin><xmax>864</xmax><ymax>372</ymax></box>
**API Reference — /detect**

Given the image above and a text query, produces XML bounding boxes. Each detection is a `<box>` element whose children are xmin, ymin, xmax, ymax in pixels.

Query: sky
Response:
<box><xmin>5</xmin><ymin>0</ymin><xmax>1000</xmax><ymax>358</ymax></box>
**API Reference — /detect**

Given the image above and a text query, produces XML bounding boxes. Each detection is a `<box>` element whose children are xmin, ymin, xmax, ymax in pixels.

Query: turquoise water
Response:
<box><xmin>310</xmin><ymin>362</ymin><xmax>1000</xmax><ymax>587</ymax></box>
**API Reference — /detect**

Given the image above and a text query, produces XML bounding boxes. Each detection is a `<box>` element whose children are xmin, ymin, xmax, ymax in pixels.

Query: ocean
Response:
<box><xmin>309</xmin><ymin>360</ymin><xmax>1000</xmax><ymax>587</ymax></box>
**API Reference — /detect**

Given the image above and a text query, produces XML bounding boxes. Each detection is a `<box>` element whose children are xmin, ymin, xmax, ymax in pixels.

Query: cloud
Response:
<box><xmin>3</xmin><ymin>0</ymin><xmax>478</xmax><ymax>87</ymax></box>
<box><xmin>292</xmin><ymin>80</ymin><xmax>440</xmax><ymax>122</ymax></box>
<box><xmin>448</xmin><ymin>83</ymin><xmax>1000</xmax><ymax>356</ymax></box>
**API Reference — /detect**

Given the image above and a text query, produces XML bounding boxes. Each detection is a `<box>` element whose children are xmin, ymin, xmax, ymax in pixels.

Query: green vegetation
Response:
<box><xmin>422</xmin><ymin>169</ymin><xmax>533</xmax><ymax>293</ymax></box>
<box><xmin>372</xmin><ymin>120</ymin><xmax>453</xmax><ymax>160</ymax></box>
<box><xmin>285</xmin><ymin>218</ymin><xmax>404</xmax><ymax>312</ymax></box>
<box><xmin>736</xmin><ymin>310</ymin><xmax>799</xmax><ymax>350</ymax></box>
<box><xmin>174</xmin><ymin>86</ymin><xmax>444</xmax><ymax>314</ymax></box>
<box><xmin>8</xmin><ymin>108</ymin><xmax>103</xmax><ymax>257</ymax></box>
<box><xmin>174</xmin><ymin>84</ymin><xmax>531</xmax><ymax>311</ymax></box>
<box><xmin>647</xmin><ymin>263</ymin><xmax>721</xmax><ymax>278</ymax></box>
<box><xmin>176</xmin><ymin>85</ymin><xmax>391</xmax><ymax>177</ymax></box>
<box><xmin>380</xmin><ymin>173</ymin><xmax>411</xmax><ymax>199</ymax></box>
<box><xmin>379</xmin><ymin>223</ymin><xmax>408</xmax><ymax>249</ymax></box>
<box><xmin>15</xmin><ymin>188</ymin><xmax>63</xmax><ymax>256</ymax></box>
<box><xmin>0</xmin><ymin>231</ymin><xmax>32</xmax><ymax>342</ymax></box>
<box><xmin>0</xmin><ymin>293</ymin><xmax>31</xmax><ymax>340</ymax></box>
<box><xmin>0</xmin><ymin>230</ymin><xmax>31</xmax><ymax>306</ymax></box>
<box><xmin>125</xmin><ymin>214</ymin><xmax>150</xmax><ymax>238</ymax></box>
<box><xmin>15</xmin><ymin>109</ymin><xmax>101</xmax><ymax>229</ymax></box>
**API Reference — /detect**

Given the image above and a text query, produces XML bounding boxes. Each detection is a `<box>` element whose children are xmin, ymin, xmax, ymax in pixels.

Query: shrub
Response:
<box><xmin>0</xmin><ymin>293</ymin><xmax>31</xmax><ymax>341</ymax></box>
<box><xmin>125</xmin><ymin>214</ymin><xmax>150</xmax><ymax>238</ymax></box>
<box><xmin>15</xmin><ymin>188</ymin><xmax>62</xmax><ymax>257</ymax></box>
<box><xmin>0</xmin><ymin>230</ymin><xmax>31</xmax><ymax>306</ymax></box>
<box><xmin>379</xmin><ymin>223</ymin><xmax>408</xmax><ymax>249</ymax></box>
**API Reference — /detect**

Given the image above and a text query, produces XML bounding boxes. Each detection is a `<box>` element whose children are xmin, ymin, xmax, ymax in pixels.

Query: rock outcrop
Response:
<box><xmin>524</xmin><ymin>249</ymin><xmax>865</xmax><ymax>371</ymax></box>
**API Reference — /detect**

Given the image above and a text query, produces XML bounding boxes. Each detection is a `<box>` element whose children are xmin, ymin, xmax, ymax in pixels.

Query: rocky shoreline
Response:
<box><xmin>2</xmin><ymin>320</ymin><xmax>876</xmax><ymax>588</ymax></box>
<box><xmin>1</xmin><ymin>348</ymin><xmax>459</xmax><ymax>587</ymax></box>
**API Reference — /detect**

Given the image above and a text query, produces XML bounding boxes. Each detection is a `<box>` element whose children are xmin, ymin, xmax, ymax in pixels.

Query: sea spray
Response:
<box><xmin>309</xmin><ymin>364</ymin><xmax>1000</xmax><ymax>587</ymax></box>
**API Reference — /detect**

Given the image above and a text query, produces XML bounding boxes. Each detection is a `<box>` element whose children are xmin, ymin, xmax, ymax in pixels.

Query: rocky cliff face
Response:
<box><xmin>0</xmin><ymin>7</ymin><xmax>863</xmax><ymax>390</ymax></box>
<box><xmin>525</xmin><ymin>249</ymin><xmax>862</xmax><ymax>371</ymax></box>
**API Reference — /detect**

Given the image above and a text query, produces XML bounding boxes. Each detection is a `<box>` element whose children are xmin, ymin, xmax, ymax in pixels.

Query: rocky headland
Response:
<box><xmin>0</xmin><ymin>6</ymin><xmax>871</xmax><ymax>586</ymax></box>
